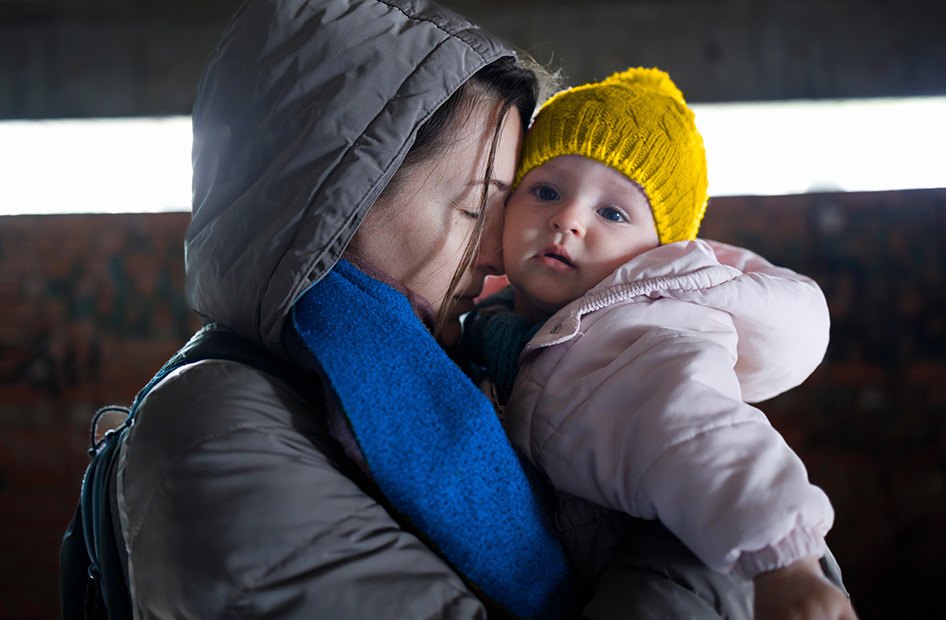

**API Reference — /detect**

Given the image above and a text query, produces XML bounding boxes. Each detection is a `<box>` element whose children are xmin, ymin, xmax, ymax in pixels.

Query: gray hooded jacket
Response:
<box><xmin>116</xmin><ymin>1</ymin><xmax>523</xmax><ymax>618</ymax></box>
<box><xmin>186</xmin><ymin>0</ymin><xmax>513</xmax><ymax>352</ymax></box>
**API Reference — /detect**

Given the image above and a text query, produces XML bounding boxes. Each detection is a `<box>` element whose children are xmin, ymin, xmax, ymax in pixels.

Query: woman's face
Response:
<box><xmin>351</xmin><ymin>102</ymin><xmax>523</xmax><ymax>347</ymax></box>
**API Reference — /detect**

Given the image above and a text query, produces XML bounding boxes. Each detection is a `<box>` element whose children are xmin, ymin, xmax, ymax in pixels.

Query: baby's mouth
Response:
<box><xmin>544</xmin><ymin>252</ymin><xmax>574</xmax><ymax>268</ymax></box>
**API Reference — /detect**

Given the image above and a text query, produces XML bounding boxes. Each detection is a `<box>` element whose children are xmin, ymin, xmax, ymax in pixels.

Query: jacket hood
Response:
<box><xmin>527</xmin><ymin>239</ymin><xmax>831</xmax><ymax>402</ymax></box>
<box><xmin>185</xmin><ymin>0</ymin><xmax>516</xmax><ymax>353</ymax></box>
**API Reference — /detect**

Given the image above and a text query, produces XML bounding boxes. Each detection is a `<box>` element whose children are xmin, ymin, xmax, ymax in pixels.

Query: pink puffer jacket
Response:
<box><xmin>505</xmin><ymin>239</ymin><xmax>835</xmax><ymax>578</ymax></box>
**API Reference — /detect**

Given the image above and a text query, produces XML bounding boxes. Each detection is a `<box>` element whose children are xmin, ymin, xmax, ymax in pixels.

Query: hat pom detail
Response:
<box><xmin>605</xmin><ymin>67</ymin><xmax>686</xmax><ymax>105</ymax></box>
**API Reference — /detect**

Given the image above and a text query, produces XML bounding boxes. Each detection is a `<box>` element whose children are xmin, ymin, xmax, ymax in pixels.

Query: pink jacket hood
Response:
<box><xmin>524</xmin><ymin>239</ymin><xmax>830</xmax><ymax>403</ymax></box>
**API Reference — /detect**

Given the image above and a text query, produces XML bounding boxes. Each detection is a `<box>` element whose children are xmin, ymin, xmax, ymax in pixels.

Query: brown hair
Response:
<box><xmin>381</xmin><ymin>55</ymin><xmax>555</xmax><ymax>339</ymax></box>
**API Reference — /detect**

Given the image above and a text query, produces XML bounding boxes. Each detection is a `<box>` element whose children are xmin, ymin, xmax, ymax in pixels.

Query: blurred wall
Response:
<box><xmin>0</xmin><ymin>213</ymin><xmax>201</xmax><ymax>618</ymax></box>
<box><xmin>1</xmin><ymin>0</ymin><xmax>944</xmax><ymax>119</ymax></box>
<box><xmin>1</xmin><ymin>0</ymin><xmax>945</xmax><ymax>618</ymax></box>
<box><xmin>3</xmin><ymin>192</ymin><xmax>944</xmax><ymax>618</ymax></box>
<box><xmin>701</xmin><ymin>190</ymin><xmax>946</xmax><ymax>619</ymax></box>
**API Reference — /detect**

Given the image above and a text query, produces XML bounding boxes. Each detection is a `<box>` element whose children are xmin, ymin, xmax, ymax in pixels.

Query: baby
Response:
<box><xmin>465</xmin><ymin>68</ymin><xmax>857</xmax><ymax>619</ymax></box>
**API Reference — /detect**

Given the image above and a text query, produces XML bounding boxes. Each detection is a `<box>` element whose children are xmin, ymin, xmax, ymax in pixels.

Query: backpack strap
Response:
<box><xmin>128</xmin><ymin>324</ymin><xmax>312</xmax><ymax>418</ymax></box>
<box><xmin>62</xmin><ymin>324</ymin><xmax>309</xmax><ymax>620</ymax></box>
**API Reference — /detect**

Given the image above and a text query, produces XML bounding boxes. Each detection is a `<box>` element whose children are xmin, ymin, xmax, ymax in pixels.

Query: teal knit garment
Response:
<box><xmin>464</xmin><ymin>287</ymin><xmax>544</xmax><ymax>406</ymax></box>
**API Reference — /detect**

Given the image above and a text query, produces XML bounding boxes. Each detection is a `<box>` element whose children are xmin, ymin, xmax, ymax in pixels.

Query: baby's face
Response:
<box><xmin>503</xmin><ymin>154</ymin><xmax>660</xmax><ymax>322</ymax></box>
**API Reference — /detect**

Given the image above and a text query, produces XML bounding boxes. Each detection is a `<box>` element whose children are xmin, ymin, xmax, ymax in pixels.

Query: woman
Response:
<box><xmin>116</xmin><ymin>1</ymin><xmax>574</xmax><ymax>618</ymax></box>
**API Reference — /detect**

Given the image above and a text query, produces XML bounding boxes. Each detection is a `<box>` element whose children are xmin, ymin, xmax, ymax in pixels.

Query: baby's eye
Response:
<box><xmin>533</xmin><ymin>185</ymin><xmax>560</xmax><ymax>201</ymax></box>
<box><xmin>598</xmin><ymin>206</ymin><xmax>628</xmax><ymax>223</ymax></box>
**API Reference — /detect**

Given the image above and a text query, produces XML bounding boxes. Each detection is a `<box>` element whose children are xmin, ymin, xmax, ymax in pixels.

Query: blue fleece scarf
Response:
<box><xmin>288</xmin><ymin>259</ymin><xmax>576</xmax><ymax>619</ymax></box>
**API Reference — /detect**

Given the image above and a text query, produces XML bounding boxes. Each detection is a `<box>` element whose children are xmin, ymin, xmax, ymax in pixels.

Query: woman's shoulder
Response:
<box><xmin>117</xmin><ymin>357</ymin><xmax>487</xmax><ymax>620</ymax></box>
<box><xmin>120</xmin><ymin>357</ymin><xmax>332</xmax><ymax>516</ymax></box>
<box><xmin>131</xmin><ymin>357</ymin><xmax>327</xmax><ymax>454</ymax></box>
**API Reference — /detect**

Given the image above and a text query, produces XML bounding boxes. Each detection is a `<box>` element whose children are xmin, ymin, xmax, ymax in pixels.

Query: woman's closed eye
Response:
<box><xmin>454</xmin><ymin>197</ymin><xmax>483</xmax><ymax>220</ymax></box>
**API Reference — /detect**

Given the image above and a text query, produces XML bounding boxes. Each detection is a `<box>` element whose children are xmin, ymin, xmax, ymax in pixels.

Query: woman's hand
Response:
<box><xmin>754</xmin><ymin>556</ymin><xmax>859</xmax><ymax>620</ymax></box>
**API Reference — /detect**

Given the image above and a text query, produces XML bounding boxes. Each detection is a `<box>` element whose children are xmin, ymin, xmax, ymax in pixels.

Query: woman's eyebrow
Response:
<box><xmin>468</xmin><ymin>179</ymin><xmax>510</xmax><ymax>191</ymax></box>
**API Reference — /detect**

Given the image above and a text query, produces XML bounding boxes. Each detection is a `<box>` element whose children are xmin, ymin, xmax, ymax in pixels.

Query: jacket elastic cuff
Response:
<box><xmin>734</xmin><ymin>529</ymin><xmax>827</xmax><ymax>579</ymax></box>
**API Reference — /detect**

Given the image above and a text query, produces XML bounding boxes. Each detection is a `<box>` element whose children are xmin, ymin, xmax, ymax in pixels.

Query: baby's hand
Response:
<box><xmin>753</xmin><ymin>556</ymin><xmax>858</xmax><ymax>620</ymax></box>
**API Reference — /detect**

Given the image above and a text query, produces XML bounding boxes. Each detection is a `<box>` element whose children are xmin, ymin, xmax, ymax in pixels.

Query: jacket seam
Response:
<box><xmin>632</xmin><ymin>416</ymin><xmax>761</xmax><ymax>513</ymax></box>
<box><xmin>376</xmin><ymin>0</ymin><xmax>492</xmax><ymax>61</ymax></box>
<box><xmin>429</xmin><ymin>589</ymin><xmax>480</xmax><ymax>620</ymax></box>
<box><xmin>579</xmin><ymin>266</ymin><xmax>726</xmax><ymax>317</ymax></box>
<box><xmin>124</xmin><ymin>422</ymin><xmax>295</xmax><ymax>546</ymax></box>
<box><xmin>220</xmin><ymin>499</ymin><xmax>371</xmax><ymax>619</ymax></box>
<box><xmin>221</xmin><ymin>500</ymin><xmax>477</xmax><ymax>620</ymax></box>
<box><xmin>532</xmin><ymin>328</ymin><xmax>697</xmax><ymax>460</ymax></box>
<box><xmin>532</xmin><ymin>262</ymin><xmax>734</xmax><ymax>348</ymax></box>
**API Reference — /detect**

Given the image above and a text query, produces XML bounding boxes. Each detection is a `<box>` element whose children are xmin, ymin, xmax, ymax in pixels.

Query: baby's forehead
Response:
<box><xmin>534</xmin><ymin>155</ymin><xmax>648</xmax><ymax>191</ymax></box>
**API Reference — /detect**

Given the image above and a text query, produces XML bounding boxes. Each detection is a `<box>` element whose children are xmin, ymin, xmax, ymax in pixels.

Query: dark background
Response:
<box><xmin>1</xmin><ymin>0</ymin><xmax>944</xmax><ymax>617</ymax></box>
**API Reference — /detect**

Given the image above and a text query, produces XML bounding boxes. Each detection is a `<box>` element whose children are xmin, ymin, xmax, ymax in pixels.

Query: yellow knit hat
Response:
<box><xmin>515</xmin><ymin>67</ymin><xmax>708</xmax><ymax>245</ymax></box>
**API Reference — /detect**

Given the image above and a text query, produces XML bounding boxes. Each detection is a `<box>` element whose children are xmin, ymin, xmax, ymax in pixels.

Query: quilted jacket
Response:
<box><xmin>116</xmin><ymin>1</ymin><xmax>531</xmax><ymax>618</ymax></box>
<box><xmin>505</xmin><ymin>239</ymin><xmax>835</xmax><ymax>579</ymax></box>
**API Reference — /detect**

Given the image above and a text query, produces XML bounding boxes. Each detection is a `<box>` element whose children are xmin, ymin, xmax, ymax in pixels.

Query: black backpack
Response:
<box><xmin>60</xmin><ymin>326</ymin><xmax>308</xmax><ymax>619</ymax></box>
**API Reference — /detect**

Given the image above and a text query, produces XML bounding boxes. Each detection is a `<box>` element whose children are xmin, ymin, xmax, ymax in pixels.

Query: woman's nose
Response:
<box><xmin>549</xmin><ymin>200</ymin><xmax>585</xmax><ymax>236</ymax></box>
<box><xmin>473</xmin><ymin>205</ymin><xmax>504</xmax><ymax>275</ymax></box>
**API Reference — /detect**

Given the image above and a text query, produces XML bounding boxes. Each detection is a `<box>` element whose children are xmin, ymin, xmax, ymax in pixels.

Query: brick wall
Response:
<box><xmin>0</xmin><ymin>213</ymin><xmax>199</xmax><ymax>619</ymax></box>
<box><xmin>700</xmin><ymin>189</ymin><xmax>946</xmax><ymax>618</ymax></box>
<box><xmin>1</xmin><ymin>191</ymin><xmax>944</xmax><ymax>617</ymax></box>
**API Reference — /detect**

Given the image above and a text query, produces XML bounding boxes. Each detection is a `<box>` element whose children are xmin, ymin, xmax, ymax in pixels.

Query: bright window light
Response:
<box><xmin>1</xmin><ymin>97</ymin><xmax>944</xmax><ymax>215</ymax></box>
<box><xmin>691</xmin><ymin>97</ymin><xmax>946</xmax><ymax>196</ymax></box>
<box><xmin>0</xmin><ymin>116</ymin><xmax>193</xmax><ymax>216</ymax></box>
